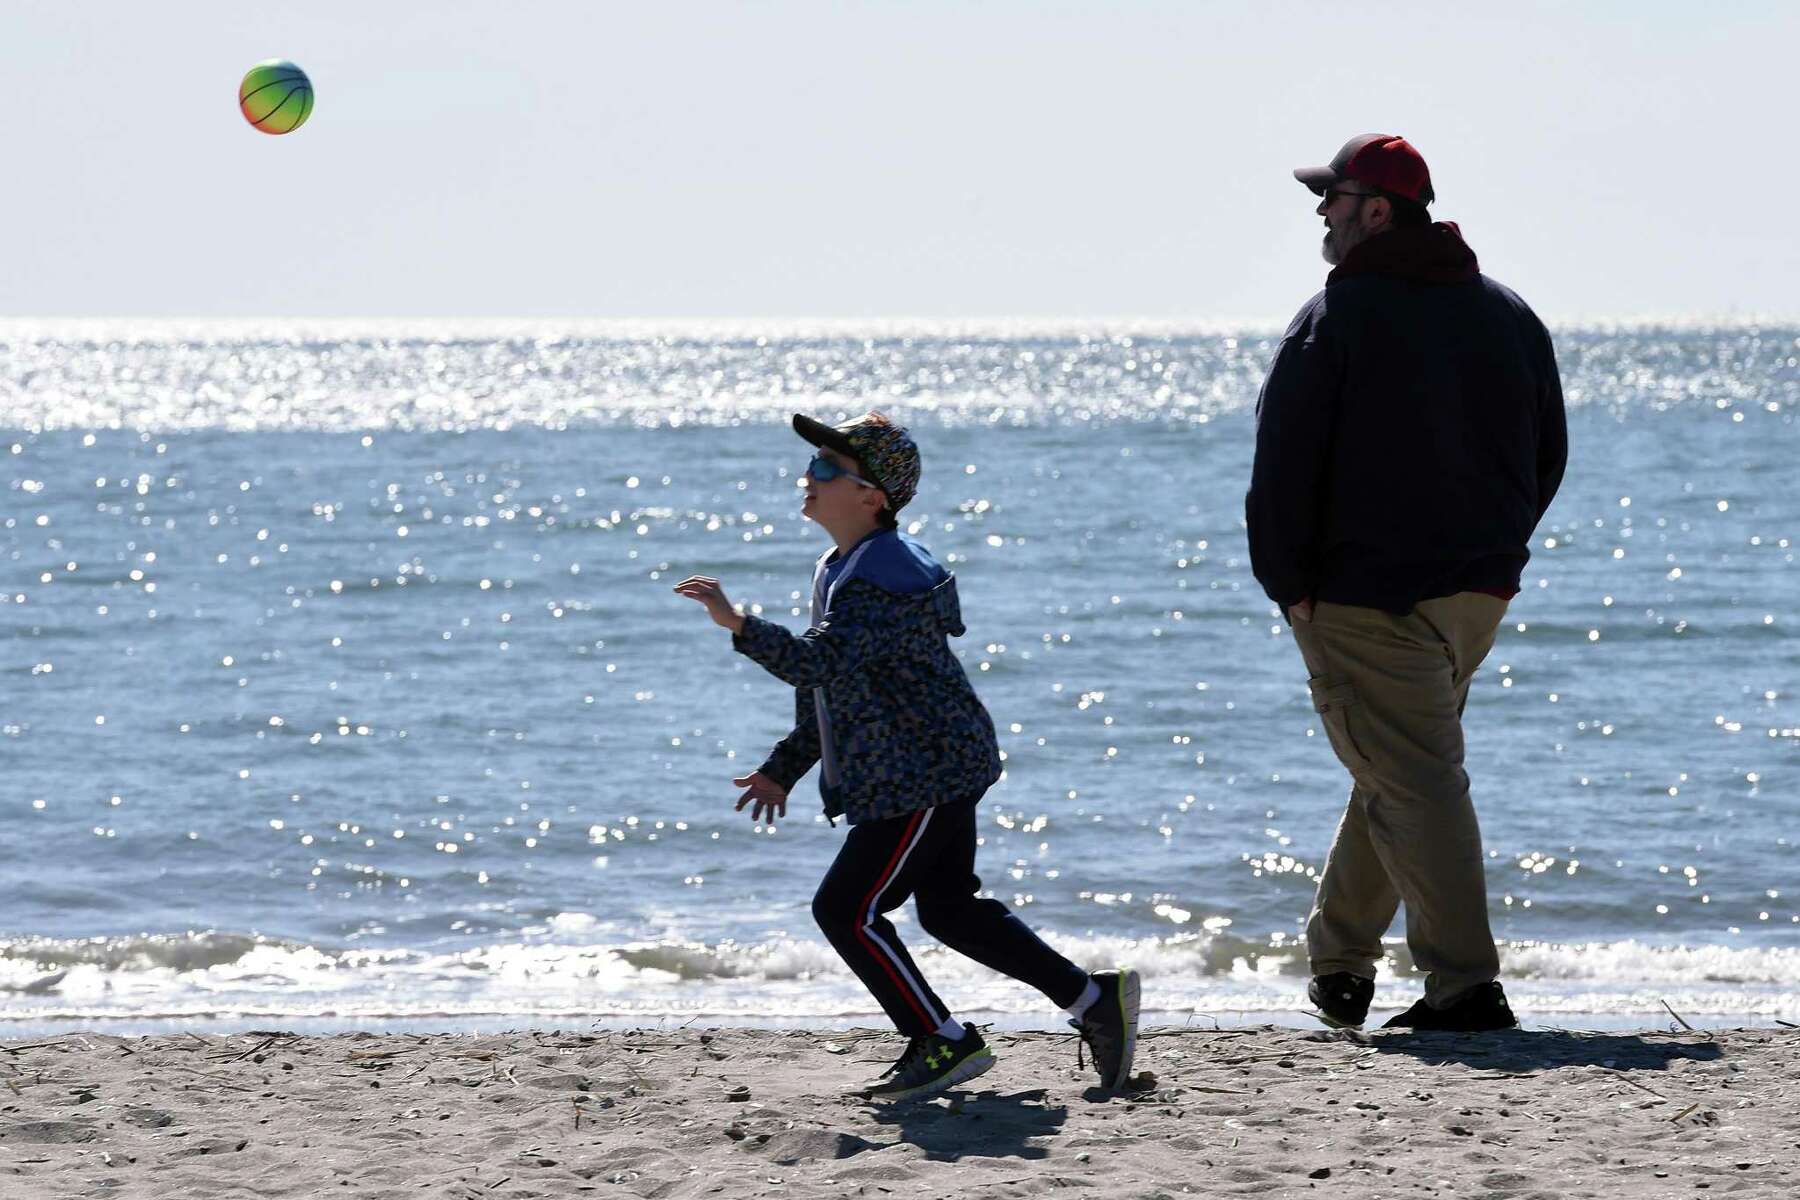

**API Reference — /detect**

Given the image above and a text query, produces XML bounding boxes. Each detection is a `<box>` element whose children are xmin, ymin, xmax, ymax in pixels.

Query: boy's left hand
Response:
<box><xmin>673</xmin><ymin>575</ymin><xmax>747</xmax><ymax>634</ymax></box>
<box><xmin>733</xmin><ymin>772</ymin><xmax>787</xmax><ymax>824</ymax></box>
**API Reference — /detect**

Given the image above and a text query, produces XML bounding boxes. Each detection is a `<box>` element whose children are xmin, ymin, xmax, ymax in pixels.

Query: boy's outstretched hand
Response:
<box><xmin>673</xmin><ymin>575</ymin><xmax>747</xmax><ymax>634</ymax></box>
<box><xmin>733</xmin><ymin>772</ymin><xmax>787</xmax><ymax>824</ymax></box>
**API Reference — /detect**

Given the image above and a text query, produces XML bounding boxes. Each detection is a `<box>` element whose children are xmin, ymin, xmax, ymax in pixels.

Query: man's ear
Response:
<box><xmin>1365</xmin><ymin>195</ymin><xmax>1392</xmax><ymax>231</ymax></box>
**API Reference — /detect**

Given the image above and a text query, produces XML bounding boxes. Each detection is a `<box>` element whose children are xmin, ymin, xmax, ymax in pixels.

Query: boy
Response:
<box><xmin>674</xmin><ymin>412</ymin><xmax>1139</xmax><ymax>1102</ymax></box>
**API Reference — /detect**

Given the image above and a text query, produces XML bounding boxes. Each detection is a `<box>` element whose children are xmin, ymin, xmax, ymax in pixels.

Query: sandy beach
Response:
<box><xmin>2</xmin><ymin>1023</ymin><xmax>1794</xmax><ymax>1198</ymax></box>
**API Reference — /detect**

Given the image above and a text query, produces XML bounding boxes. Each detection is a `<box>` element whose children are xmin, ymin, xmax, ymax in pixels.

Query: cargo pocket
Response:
<box><xmin>1308</xmin><ymin>676</ymin><xmax>1371</xmax><ymax>769</ymax></box>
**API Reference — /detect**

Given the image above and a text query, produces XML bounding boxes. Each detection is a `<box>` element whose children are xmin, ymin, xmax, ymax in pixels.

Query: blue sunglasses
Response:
<box><xmin>806</xmin><ymin>452</ymin><xmax>878</xmax><ymax>489</ymax></box>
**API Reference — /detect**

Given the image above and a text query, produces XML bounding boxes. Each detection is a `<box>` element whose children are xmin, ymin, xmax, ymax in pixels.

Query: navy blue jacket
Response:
<box><xmin>1246</xmin><ymin>223</ymin><xmax>1568</xmax><ymax>614</ymax></box>
<box><xmin>732</xmin><ymin>531</ymin><xmax>1002</xmax><ymax>824</ymax></box>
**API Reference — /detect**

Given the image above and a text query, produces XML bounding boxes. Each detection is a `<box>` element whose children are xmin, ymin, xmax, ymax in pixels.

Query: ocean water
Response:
<box><xmin>2</xmin><ymin>320</ymin><xmax>1796</xmax><ymax>1035</ymax></box>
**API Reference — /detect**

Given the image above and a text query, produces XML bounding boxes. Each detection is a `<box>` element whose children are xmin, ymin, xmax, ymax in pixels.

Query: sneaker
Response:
<box><xmin>1307</xmin><ymin>972</ymin><xmax>1375</xmax><ymax>1029</ymax></box>
<box><xmin>1382</xmin><ymin>981</ymin><xmax>1519</xmax><ymax>1031</ymax></box>
<box><xmin>1070</xmin><ymin>968</ymin><xmax>1141</xmax><ymax>1089</ymax></box>
<box><xmin>860</xmin><ymin>1027</ymin><xmax>995</xmax><ymax>1102</ymax></box>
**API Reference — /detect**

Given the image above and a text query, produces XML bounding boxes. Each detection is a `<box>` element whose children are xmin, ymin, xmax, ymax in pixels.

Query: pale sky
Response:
<box><xmin>3</xmin><ymin>1</ymin><xmax>1795</xmax><ymax>321</ymax></box>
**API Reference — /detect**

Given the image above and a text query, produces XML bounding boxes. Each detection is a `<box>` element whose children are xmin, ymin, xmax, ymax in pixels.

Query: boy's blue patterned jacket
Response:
<box><xmin>731</xmin><ymin>531</ymin><xmax>1002</xmax><ymax>824</ymax></box>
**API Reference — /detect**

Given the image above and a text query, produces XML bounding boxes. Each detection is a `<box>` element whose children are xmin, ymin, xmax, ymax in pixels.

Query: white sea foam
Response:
<box><xmin>3</xmin><ymin>932</ymin><xmax>1793</xmax><ymax>1030</ymax></box>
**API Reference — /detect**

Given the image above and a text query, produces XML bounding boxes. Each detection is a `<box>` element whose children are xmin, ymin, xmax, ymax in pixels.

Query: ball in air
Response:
<box><xmin>239</xmin><ymin>60</ymin><xmax>314</xmax><ymax>135</ymax></box>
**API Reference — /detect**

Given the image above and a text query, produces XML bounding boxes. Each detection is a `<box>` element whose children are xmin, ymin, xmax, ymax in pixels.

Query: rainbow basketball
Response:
<box><xmin>239</xmin><ymin>60</ymin><xmax>314</xmax><ymax>135</ymax></box>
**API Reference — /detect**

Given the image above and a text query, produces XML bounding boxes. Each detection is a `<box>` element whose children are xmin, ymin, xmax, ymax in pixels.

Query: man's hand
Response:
<box><xmin>1288</xmin><ymin>597</ymin><xmax>1315</xmax><ymax>623</ymax></box>
<box><xmin>733</xmin><ymin>772</ymin><xmax>788</xmax><ymax>824</ymax></box>
<box><xmin>673</xmin><ymin>575</ymin><xmax>747</xmax><ymax>634</ymax></box>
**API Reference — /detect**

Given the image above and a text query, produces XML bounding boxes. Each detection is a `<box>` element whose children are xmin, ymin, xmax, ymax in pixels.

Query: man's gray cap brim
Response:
<box><xmin>1294</xmin><ymin>166</ymin><xmax>1339</xmax><ymax>196</ymax></box>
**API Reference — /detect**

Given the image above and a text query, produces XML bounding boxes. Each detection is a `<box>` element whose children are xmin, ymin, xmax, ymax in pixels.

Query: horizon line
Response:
<box><xmin>2</xmin><ymin>313</ymin><xmax>1797</xmax><ymax>337</ymax></box>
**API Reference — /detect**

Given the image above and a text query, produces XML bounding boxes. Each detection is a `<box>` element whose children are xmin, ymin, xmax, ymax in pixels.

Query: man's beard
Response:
<box><xmin>1321</xmin><ymin>222</ymin><xmax>1358</xmax><ymax>265</ymax></box>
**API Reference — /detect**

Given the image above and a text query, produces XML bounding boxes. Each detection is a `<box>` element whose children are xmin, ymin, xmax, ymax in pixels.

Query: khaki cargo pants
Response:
<box><xmin>1290</xmin><ymin>592</ymin><xmax>1508</xmax><ymax>1007</ymax></box>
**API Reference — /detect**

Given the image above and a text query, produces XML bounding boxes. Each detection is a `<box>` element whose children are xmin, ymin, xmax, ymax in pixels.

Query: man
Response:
<box><xmin>1246</xmin><ymin>133</ymin><xmax>1567</xmax><ymax>1031</ymax></box>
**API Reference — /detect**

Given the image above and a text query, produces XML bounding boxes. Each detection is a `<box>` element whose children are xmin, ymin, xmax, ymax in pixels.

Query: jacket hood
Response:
<box><xmin>831</xmin><ymin>530</ymin><xmax>947</xmax><ymax>594</ymax></box>
<box><xmin>821</xmin><ymin>530</ymin><xmax>963</xmax><ymax>636</ymax></box>
<box><xmin>1328</xmin><ymin>221</ymin><xmax>1480</xmax><ymax>286</ymax></box>
<box><xmin>838</xmin><ymin>572</ymin><xmax>967</xmax><ymax>638</ymax></box>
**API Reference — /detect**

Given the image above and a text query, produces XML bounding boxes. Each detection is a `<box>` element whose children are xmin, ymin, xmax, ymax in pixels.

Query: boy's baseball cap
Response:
<box><xmin>792</xmin><ymin>411</ymin><xmax>922</xmax><ymax>511</ymax></box>
<box><xmin>1294</xmin><ymin>133</ymin><xmax>1435</xmax><ymax>205</ymax></box>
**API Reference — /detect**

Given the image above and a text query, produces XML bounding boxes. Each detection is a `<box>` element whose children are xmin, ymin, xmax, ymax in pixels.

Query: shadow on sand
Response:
<box><xmin>862</xmin><ymin>1087</ymin><xmax>1067</xmax><ymax>1161</ymax></box>
<box><xmin>1359</xmin><ymin>1028</ymin><xmax>1724</xmax><ymax>1072</ymax></box>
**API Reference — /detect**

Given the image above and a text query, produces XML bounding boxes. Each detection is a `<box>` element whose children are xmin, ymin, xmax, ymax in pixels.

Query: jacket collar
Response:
<box><xmin>1328</xmin><ymin>221</ymin><xmax>1480</xmax><ymax>286</ymax></box>
<box><xmin>823</xmin><ymin>527</ymin><xmax>889</xmax><ymax>567</ymax></box>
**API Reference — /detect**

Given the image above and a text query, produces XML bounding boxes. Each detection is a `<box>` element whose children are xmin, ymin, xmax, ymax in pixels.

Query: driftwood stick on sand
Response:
<box><xmin>1660</xmin><ymin>999</ymin><xmax>1703</xmax><ymax>1033</ymax></box>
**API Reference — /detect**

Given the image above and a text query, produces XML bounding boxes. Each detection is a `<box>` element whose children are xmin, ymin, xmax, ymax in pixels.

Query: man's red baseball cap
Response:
<box><xmin>1294</xmin><ymin>133</ymin><xmax>1434</xmax><ymax>205</ymax></box>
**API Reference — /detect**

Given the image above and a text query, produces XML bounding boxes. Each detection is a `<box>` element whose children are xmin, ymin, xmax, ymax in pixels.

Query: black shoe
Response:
<box><xmin>1070</xmin><ymin>968</ymin><xmax>1141</xmax><ymax>1089</ymax></box>
<box><xmin>859</xmin><ymin>1027</ymin><xmax>995</xmax><ymax>1102</ymax></box>
<box><xmin>1382</xmin><ymin>981</ymin><xmax>1519</xmax><ymax>1031</ymax></box>
<box><xmin>1307</xmin><ymin>972</ymin><xmax>1375</xmax><ymax>1029</ymax></box>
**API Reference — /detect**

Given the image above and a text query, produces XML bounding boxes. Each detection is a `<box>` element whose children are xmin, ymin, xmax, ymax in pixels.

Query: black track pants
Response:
<box><xmin>811</xmin><ymin>797</ymin><xmax>1089</xmax><ymax>1038</ymax></box>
